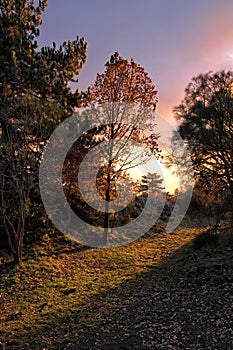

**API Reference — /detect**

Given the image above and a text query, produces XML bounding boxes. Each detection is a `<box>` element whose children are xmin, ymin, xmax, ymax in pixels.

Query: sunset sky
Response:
<box><xmin>39</xmin><ymin>0</ymin><xmax>233</xmax><ymax>120</ymax></box>
<box><xmin>37</xmin><ymin>0</ymin><xmax>233</xmax><ymax>193</ymax></box>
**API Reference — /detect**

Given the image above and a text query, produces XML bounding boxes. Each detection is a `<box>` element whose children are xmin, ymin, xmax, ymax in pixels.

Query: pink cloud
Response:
<box><xmin>158</xmin><ymin>3</ymin><xmax>233</xmax><ymax>119</ymax></box>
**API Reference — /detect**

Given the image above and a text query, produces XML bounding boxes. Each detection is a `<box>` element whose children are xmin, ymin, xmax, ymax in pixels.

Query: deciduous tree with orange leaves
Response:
<box><xmin>84</xmin><ymin>52</ymin><xmax>160</xmax><ymax>245</ymax></box>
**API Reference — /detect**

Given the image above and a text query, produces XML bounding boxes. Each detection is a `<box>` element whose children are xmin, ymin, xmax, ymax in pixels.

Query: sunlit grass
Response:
<box><xmin>0</xmin><ymin>224</ymin><xmax>203</xmax><ymax>348</ymax></box>
<box><xmin>1</xmin><ymin>222</ymin><xmax>232</xmax><ymax>349</ymax></box>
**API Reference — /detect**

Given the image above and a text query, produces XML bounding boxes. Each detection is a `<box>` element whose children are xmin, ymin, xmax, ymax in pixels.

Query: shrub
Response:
<box><xmin>192</xmin><ymin>230</ymin><xmax>219</xmax><ymax>249</ymax></box>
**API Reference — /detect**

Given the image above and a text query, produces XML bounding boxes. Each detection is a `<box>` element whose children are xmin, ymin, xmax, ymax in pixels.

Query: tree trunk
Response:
<box><xmin>103</xmin><ymin>158</ymin><xmax>112</xmax><ymax>246</ymax></box>
<box><xmin>14</xmin><ymin>216</ymin><xmax>25</xmax><ymax>265</ymax></box>
<box><xmin>14</xmin><ymin>234</ymin><xmax>23</xmax><ymax>265</ymax></box>
<box><xmin>103</xmin><ymin>186</ymin><xmax>110</xmax><ymax>246</ymax></box>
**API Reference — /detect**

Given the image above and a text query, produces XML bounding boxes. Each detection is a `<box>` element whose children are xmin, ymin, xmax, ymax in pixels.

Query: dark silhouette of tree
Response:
<box><xmin>174</xmin><ymin>70</ymin><xmax>233</xmax><ymax>206</ymax></box>
<box><xmin>0</xmin><ymin>0</ymin><xmax>87</xmax><ymax>264</ymax></box>
<box><xmin>137</xmin><ymin>172</ymin><xmax>164</xmax><ymax>196</ymax></box>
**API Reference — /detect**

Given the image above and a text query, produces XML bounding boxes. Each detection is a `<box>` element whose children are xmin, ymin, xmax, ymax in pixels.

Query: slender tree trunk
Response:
<box><xmin>103</xmin><ymin>159</ymin><xmax>112</xmax><ymax>246</ymax></box>
<box><xmin>14</xmin><ymin>208</ymin><xmax>25</xmax><ymax>265</ymax></box>
<box><xmin>103</xmin><ymin>121</ymin><xmax>114</xmax><ymax>246</ymax></box>
<box><xmin>103</xmin><ymin>186</ymin><xmax>110</xmax><ymax>246</ymax></box>
<box><xmin>14</xmin><ymin>231</ymin><xmax>23</xmax><ymax>265</ymax></box>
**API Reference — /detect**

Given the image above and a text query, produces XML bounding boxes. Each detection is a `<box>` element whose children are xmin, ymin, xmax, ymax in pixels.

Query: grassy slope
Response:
<box><xmin>0</xmin><ymin>225</ymin><xmax>233</xmax><ymax>350</ymax></box>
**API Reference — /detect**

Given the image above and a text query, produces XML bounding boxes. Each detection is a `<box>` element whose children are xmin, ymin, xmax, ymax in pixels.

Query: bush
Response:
<box><xmin>192</xmin><ymin>230</ymin><xmax>219</xmax><ymax>249</ymax></box>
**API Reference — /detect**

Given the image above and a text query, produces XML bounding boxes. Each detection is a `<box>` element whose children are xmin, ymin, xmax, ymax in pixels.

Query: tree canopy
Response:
<box><xmin>174</xmin><ymin>70</ymin><xmax>233</xmax><ymax>200</ymax></box>
<box><xmin>88</xmin><ymin>51</ymin><xmax>158</xmax><ymax>108</ymax></box>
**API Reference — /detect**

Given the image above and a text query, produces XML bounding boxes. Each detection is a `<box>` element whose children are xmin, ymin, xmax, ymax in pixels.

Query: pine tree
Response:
<box><xmin>0</xmin><ymin>0</ymin><xmax>87</xmax><ymax>264</ymax></box>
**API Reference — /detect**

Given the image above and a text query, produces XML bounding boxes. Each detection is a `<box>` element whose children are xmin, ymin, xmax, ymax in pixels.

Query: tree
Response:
<box><xmin>174</xmin><ymin>70</ymin><xmax>233</xmax><ymax>206</ymax></box>
<box><xmin>136</xmin><ymin>172</ymin><xmax>165</xmax><ymax>197</ymax></box>
<box><xmin>85</xmin><ymin>52</ymin><xmax>159</xmax><ymax>245</ymax></box>
<box><xmin>0</xmin><ymin>0</ymin><xmax>87</xmax><ymax>264</ymax></box>
<box><xmin>188</xmin><ymin>176</ymin><xmax>229</xmax><ymax>225</ymax></box>
<box><xmin>87</xmin><ymin>52</ymin><xmax>157</xmax><ymax>108</ymax></box>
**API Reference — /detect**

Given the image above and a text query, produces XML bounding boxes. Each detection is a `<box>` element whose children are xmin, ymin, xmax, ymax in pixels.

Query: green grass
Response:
<box><xmin>0</xmin><ymin>224</ymin><xmax>233</xmax><ymax>349</ymax></box>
